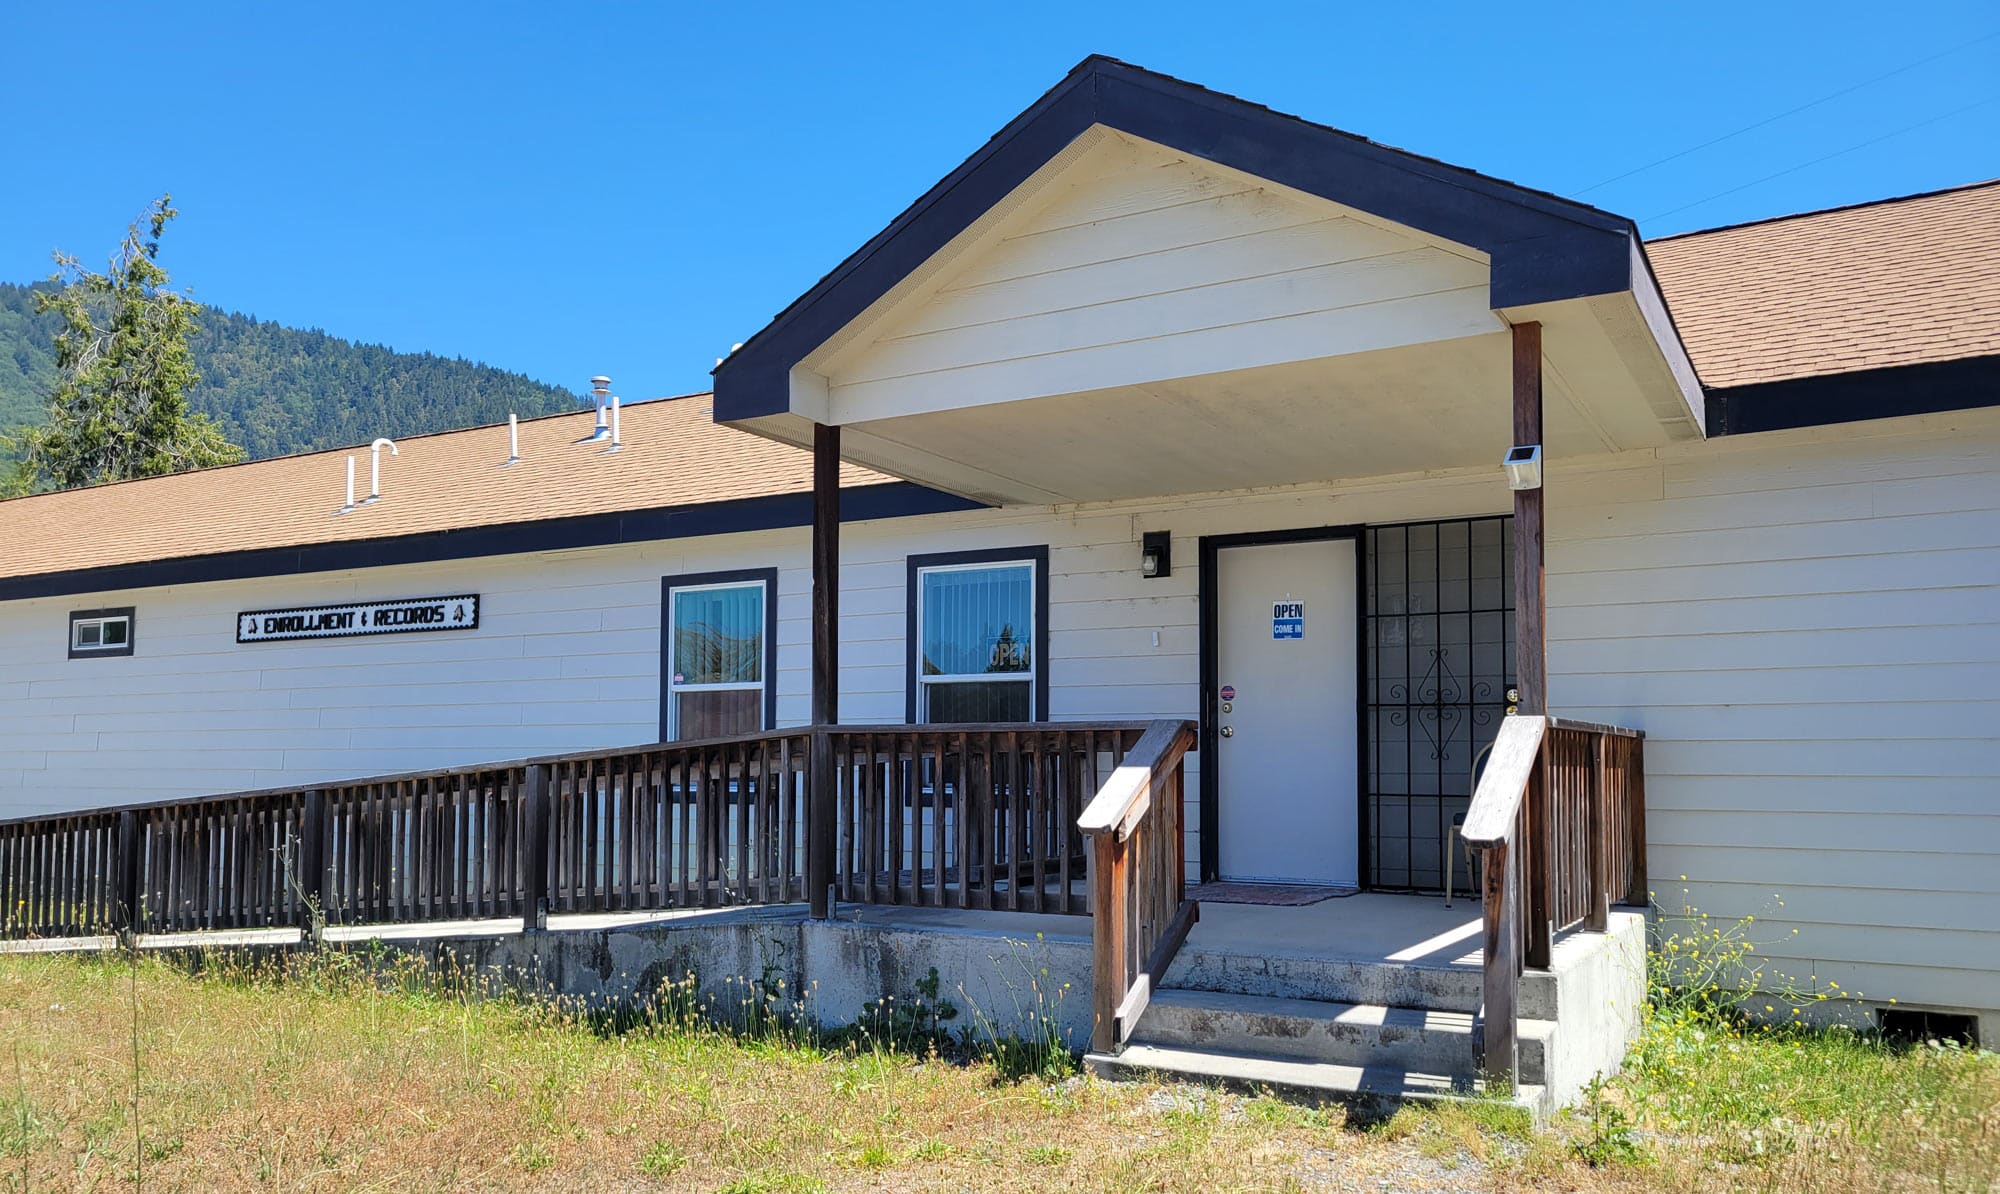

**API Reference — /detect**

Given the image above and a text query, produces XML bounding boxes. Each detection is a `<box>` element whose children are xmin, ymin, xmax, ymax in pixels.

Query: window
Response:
<box><xmin>907</xmin><ymin>547</ymin><xmax>1048</xmax><ymax>723</ymax></box>
<box><xmin>661</xmin><ymin>571</ymin><xmax>774</xmax><ymax>740</ymax></box>
<box><xmin>68</xmin><ymin>608</ymin><xmax>135</xmax><ymax>659</ymax></box>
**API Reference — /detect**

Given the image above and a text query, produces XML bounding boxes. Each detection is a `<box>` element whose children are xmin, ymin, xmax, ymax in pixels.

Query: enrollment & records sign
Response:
<box><xmin>237</xmin><ymin>594</ymin><xmax>480</xmax><ymax>643</ymax></box>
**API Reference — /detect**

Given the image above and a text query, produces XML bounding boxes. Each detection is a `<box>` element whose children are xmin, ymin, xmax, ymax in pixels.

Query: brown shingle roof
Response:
<box><xmin>4</xmin><ymin>182</ymin><xmax>1994</xmax><ymax>588</ymax></box>
<box><xmin>1648</xmin><ymin>179</ymin><xmax>2000</xmax><ymax>388</ymax></box>
<box><xmin>0</xmin><ymin>394</ymin><xmax>898</xmax><ymax>583</ymax></box>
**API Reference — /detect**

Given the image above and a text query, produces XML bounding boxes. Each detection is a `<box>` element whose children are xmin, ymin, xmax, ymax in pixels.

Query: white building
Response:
<box><xmin>2</xmin><ymin>59</ymin><xmax>1994</xmax><ymax>1095</ymax></box>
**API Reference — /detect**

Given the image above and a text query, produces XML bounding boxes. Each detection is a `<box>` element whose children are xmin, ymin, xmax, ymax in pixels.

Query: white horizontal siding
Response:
<box><xmin>1549</xmin><ymin>410</ymin><xmax>2000</xmax><ymax>1018</ymax></box>
<box><xmin>0</xmin><ymin>406</ymin><xmax>1994</xmax><ymax>1020</ymax></box>
<box><xmin>0</xmin><ymin>529</ymin><xmax>801</xmax><ymax>809</ymax></box>
<box><xmin>820</xmin><ymin>145</ymin><xmax>1497</xmax><ymax>423</ymax></box>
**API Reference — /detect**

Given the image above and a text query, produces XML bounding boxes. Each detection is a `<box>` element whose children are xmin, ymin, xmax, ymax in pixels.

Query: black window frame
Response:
<box><xmin>68</xmin><ymin>607</ymin><xmax>135</xmax><ymax>659</ymax></box>
<box><xmin>905</xmin><ymin>545</ymin><xmax>1050</xmax><ymax>723</ymax></box>
<box><xmin>659</xmin><ymin>569</ymin><xmax>779</xmax><ymax>741</ymax></box>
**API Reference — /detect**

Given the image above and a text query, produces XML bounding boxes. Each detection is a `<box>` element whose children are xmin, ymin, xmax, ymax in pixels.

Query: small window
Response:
<box><xmin>662</xmin><ymin>573</ymin><xmax>773</xmax><ymax>740</ymax></box>
<box><xmin>911</xmin><ymin>551</ymin><xmax>1043</xmax><ymax>723</ymax></box>
<box><xmin>68</xmin><ymin>608</ymin><xmax>135</xmax><ymax>659</ymax></box>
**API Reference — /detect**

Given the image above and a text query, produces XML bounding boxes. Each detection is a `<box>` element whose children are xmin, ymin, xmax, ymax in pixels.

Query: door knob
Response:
<box><xmin>1220</xmin><ymin>725</ymin><xmax>1234</xmax><ymax>738</ymax></box>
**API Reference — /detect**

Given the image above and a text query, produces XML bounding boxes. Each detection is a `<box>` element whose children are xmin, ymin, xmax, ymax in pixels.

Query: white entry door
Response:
<box><xmin>1214</xmin><ymin>537</ymin><xmax>1359</xmax><ymax>886</ymax></box>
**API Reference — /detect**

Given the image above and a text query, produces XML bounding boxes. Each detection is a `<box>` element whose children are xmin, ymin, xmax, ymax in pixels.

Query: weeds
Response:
<box><xmin>1554</xmin><ymin>890</ymin><xmax>2000</xmax><ymax>1190</ymax></box>
<box><xmin>637</xmin><ymin>1139</ymin><xmax>686</xmax><ymax>1176</ymax></box>
<box><xmin>1568</xmin><ymin>1077</ymin><xmax>1644</xmax><ymax>1167</ymax></box>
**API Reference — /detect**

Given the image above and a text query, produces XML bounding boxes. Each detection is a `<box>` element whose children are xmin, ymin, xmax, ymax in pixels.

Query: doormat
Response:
<box><xmin>1189</xmin><ymin>882</ymin><xmax>1359</xmax><ymax>907</ymax></box>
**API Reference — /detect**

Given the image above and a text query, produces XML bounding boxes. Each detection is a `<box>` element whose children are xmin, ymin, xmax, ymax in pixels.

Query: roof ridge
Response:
<box><xmin>0</xmin><ymin>391</ymin><xmax>713</xmax><ymax>508</ymax></box>
<box><xmin>1648</xmin><ymin>178</ymin><xmax>2000</xmax><ymax>244</ymax></box>
<box><xmin>1080</xmin><ymin>57</ymin><xmax>1637</xmax><ymax>232</ymax></box>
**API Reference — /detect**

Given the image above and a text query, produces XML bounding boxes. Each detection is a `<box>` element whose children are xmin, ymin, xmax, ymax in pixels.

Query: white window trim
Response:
<box><xmin>68</xmin><ymin>610</ymin><xmax>133</xmax><ymax>658</ymax></box>
<box><xmin>665</xmin><ymin>579</ymin><xmax>769</xmax><ymax>739</ymax></box>
<box><xmin>915</xmin><ymin>558</ymin><xmax>1037</xmax><ymax>721</ymax></box>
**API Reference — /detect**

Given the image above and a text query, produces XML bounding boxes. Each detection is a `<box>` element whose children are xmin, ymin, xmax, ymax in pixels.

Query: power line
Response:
<box><xmin>1576</xmin><ymin>29</ymin><xmax>2000</xmax><ymax>195</ymax></box>
<box><xmin>1640</xmin><ymin>92</ymin><xmax>2000</xmax><ymax>223</ymax></box>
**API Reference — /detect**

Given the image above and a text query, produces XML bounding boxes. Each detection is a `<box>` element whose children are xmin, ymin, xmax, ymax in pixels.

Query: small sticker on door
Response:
<box><xmin>1218</xmin><ymin>684</ymin><xmax>1236</xmax><ymax>701</ymax></box>
<box><xmin>1272</xmin><ymin>600</ymin><xmax>1305</xmax><ymax>639</ymax></box>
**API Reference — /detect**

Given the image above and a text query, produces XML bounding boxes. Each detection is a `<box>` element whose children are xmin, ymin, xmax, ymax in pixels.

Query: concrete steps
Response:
<box><xmin>1128</xmin><ymin>988</ymin><xmax>1555</xmax><ymax>1084</ymax></box>
<box><xmin>1086</xmin><ymin>908</ymin><xmax>1645</xmax><ymax>1116</ymax></box>
<box><xmin>1086</xmin><ymin>950</ymin><xmax>1577</xmax><ymax>1120</ymax></box>
<box><xmin>1085</xmin><ymin>1042</ymin><xmax>1550</xmax><ymax>1121</ymax></box>
<box><xmin>1164</xmin><ymin>942</ymin><xmax>1564</xmax><ymax>1018</ymax></box>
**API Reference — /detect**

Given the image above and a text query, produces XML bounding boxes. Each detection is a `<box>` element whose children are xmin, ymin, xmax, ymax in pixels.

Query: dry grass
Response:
<box><xmin>0</xmin><ymin>948</ymin><xmax>1993</xmax><ymax>1192</ymax></box>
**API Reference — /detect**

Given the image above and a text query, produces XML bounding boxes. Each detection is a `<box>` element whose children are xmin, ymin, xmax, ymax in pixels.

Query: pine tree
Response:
<box><xmin>11</xmin><ymin>196</ymin><xmax>244</xmax><ymax>492</ymax></box>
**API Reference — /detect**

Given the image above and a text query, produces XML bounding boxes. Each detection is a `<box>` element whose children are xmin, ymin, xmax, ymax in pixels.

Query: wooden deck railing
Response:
<box><xmin>4</xmin><ymin>718</ymin><xmax>1204</xmax><ymax>1066</ymax></box>
<box><xmin>1459</xmin><ymin>714</ymin><xmax>1646</xmax><ymax>1090</ymax></box>
<box><xmin>0</xmin><ymin>809</ymin><xmax>123</xmax><ymax>938</ymax></box>
<box><xmin>1076</xmin><ymin>719</ymin><xmax>1199</xmax><ymax>1054</ymax></box>
<box><xmin>317</xmin><ymin>765</ymin><xmax>522</xmax><ymax>928</ymax></box>
<box><xmin>0</xmin><ymin>721</ymin><xmax>1175</xmax><ymax>942</ymax></box>
<box><xmin>0</xmin><ymin>730</ymin><xmax>820</xmax><ymax>938</ymax></box>
<box><xmin>539</xmin><ymin>732</ymin><xmax>812</xmax><ymax>916</ymax></box>
<box><xmin>819</xmin><ymin>723</ymin><xmax>1150</xmax><ymax>914</ymax></box>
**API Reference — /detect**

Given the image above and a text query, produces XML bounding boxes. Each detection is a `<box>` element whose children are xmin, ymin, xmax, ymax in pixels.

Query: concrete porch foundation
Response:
<box><xmin>2</xmin><ymin>893</ymin><xmax>1646</xmax><ymax>1112</ymax></box>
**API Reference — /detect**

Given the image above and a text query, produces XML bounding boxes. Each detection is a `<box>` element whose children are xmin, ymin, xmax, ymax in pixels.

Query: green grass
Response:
<box><xmin>1596</xmin><ymin>1004</ymin><xmax>1999</xmax><ymax>1185</ymax></box>
<box><xmin>0</xmin><ymin>941</ymin><xmax>1991</xmax><ymax>1191</ymax></box>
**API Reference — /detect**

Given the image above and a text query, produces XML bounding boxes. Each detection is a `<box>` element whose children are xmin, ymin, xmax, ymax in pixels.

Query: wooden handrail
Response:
<box><xmin>1459</xmin><ymin>715</ymin><xmax>1547</xmax><ymax>846</ymax></box>
<box><xmin>1458</xmin><ymin>713</ymin><xmax>1646</xmax><ymax>1093</ymax></box>
<box><xmin>1076</xmin><ymin>719</ymin><xmax>1189</xmax><ymax>840</ymax></box>
<box><xmin>1544</xmin><ymin>716</ymin><xmax>1645</xmax><ymax>739</ymax></box>
<box><xmin>1078</xmin><ymin>718</ymin><xmax>1197</xmax><ymax>1055</ymax></box>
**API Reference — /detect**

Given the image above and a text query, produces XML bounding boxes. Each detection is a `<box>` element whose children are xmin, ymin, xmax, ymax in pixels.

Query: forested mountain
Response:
<box><xmin>0</xmin><ymin>281</ymin><xmax>583</xmax><ymax>460</ymax></box>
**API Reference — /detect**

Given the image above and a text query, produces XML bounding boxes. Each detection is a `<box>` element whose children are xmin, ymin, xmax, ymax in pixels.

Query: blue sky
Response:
<box><xmin>3</xmin><ymin>1</ymin><xmax>1994</xmax><ymax>402</ymax></box>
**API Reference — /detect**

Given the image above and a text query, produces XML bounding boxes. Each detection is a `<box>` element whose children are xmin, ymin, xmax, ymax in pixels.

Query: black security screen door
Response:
<box><xmin>1365</xmin><ymin>517</ymin><xmax>1515</xmax><ymax>892</ymax></box>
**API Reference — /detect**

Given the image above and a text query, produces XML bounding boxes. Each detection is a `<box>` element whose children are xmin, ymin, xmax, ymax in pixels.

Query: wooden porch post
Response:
<box><xmin>1511</xmin><ymin>321</ymin><xmax>1546</xmax><ymax>715</ymax></box>
<box><xmin>1512</xmin><ymin>321</ymin><xmax>1554</xmax><ymax>969</ymax></box>
<box><xmin>808</xmin><ymin>423</ymin><xmax>840</xmax><ymax>918</ymax></box>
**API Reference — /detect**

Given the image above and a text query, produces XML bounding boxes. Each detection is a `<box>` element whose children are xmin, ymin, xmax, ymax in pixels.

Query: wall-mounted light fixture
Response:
<box><xmin>1140</xmin><ymin>530</ymin><xmax>1172</xmax><ymax>579</ymax></box>
<box><xmin>1503</xmin><ymin>444</ymin><xmax>1543</xmax><ymax>491</ymax></box>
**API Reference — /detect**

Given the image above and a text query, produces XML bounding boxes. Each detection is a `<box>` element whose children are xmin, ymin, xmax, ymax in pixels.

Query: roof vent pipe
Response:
<box><xmin>605</xmin><ymin>391</ymin><xmax>622</xmax><ymax>453</ymax></box>
<box><xmin>338</xmin><ymin>454</ymin><xmax>356</xmax><ymax>514</ymax></box>
<box><xmin>587</xmin><ymin>376</ymin><xmax>612</xmax><ymax>441</ymax></box>
<box><xmin>506</xmin><ymin>413</ymin><xmax>520</xmax><ymax>465</ymax></box>
<box><xmin>367</xmin><ymin>437</ymin><xmax>398</xmax><ymax>503</ymax></box>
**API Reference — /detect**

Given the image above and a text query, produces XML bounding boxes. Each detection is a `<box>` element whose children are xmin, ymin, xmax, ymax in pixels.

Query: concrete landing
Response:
<box><xmin>1184</xmin><ymin>894</ymin><xmax>1486</xmax><ymax>970</ymax></box>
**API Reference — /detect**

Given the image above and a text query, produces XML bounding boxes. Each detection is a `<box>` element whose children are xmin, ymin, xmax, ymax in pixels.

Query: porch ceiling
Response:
<box><xmin>831</xmin><ymin>336</ymin><xmax>1556</xmax><ymax>505</ymax></box>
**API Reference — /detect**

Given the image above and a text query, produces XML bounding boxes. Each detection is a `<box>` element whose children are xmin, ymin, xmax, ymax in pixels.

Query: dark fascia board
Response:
<box><xmin>0</xmin><ymin>482</ymin><xmax>982</xmax><ymax>604</ymax></box>
<box><xmin>714</xmin><ymin>55</ymin><xmax>1638</xmax><ymax>423</ymax></box>
<box><xmin>1706</xmin><ymin>354</ymin><xmax>2000</xmax><ymax>436</ymax></box>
